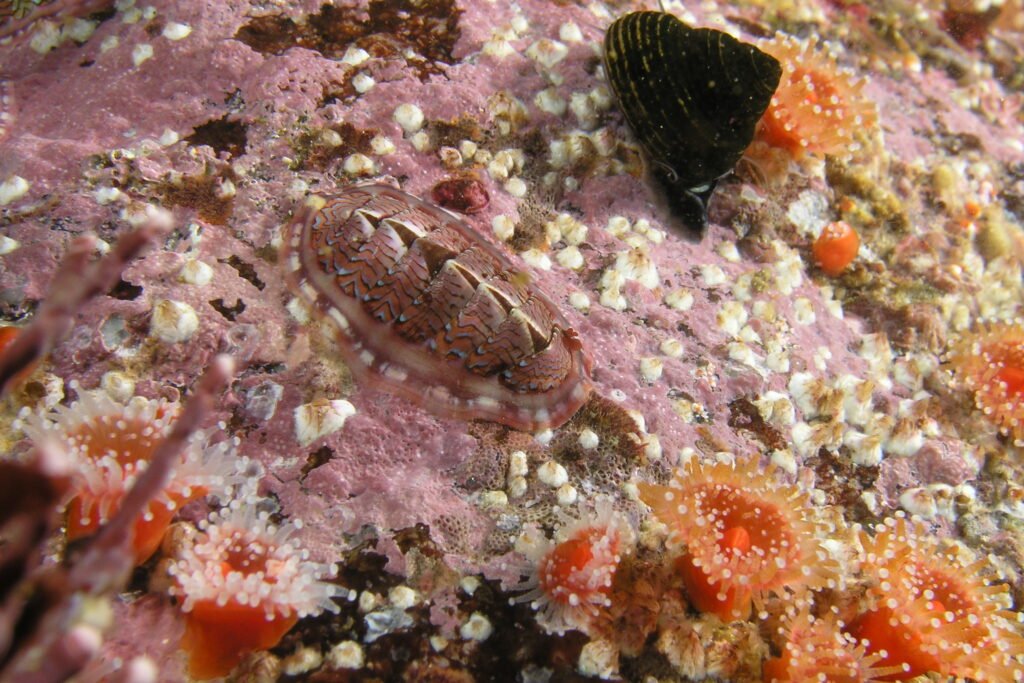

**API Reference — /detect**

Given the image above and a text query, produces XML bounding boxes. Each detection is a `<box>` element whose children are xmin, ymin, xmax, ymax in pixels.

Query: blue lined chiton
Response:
<box><xmin>281</xmin><ymin>184</ymin><xmax>592</xmax><ymax>431</ymax></box>
<box><xmin>604</xmin><ymin>11</ymin><xmax>781</xmax><ymax>237</ymax></box>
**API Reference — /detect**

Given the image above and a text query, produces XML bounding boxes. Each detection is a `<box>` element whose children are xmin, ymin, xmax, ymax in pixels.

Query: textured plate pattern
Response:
<box><xmin>282</xmin><ymin>185</ymin><xmax>592</xmax><ymax>431</ymax></box>
<box><xmin>0</xmin><ymin>79</ymin><xmax>12</xmax><ymax>143</ymax></box>
<box><xmin>604</xmin><ymin>11</ymin><xmax>781</xmax><ymax>234</ymax></box>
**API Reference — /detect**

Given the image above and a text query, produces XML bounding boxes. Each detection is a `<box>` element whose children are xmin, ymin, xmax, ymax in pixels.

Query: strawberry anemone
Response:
<box><xmin>638</xmin><ymin>457</ymin><xmax>839</xmax><ymax>621</ymax></box>
<box><xmin>946</xmin><ymin>319</ymin><xmax>1024</xmax><ymax>444</ymax></box>
<box><xmin>512</xmin><ymin>498</ymin><xmax>634</xmax><ymax>635</ymax></box>
<box><xmin>167</xmin><ymin>505</ymin><xmax>346</xmax><ymax>679</ymax></box>
<box><xmin>17</xmin><ymin>389</ymin><xmax>248</xmax><ymax>563</ymax></box>
<box><xmin>744</xmin><ymin>33</ymin><xmax>877</xmax><ymax>183</ymax></box>
<box><xmin>764</xmin><ymin>609</ymin><xmax>903</xmax><ymax>683</ymax></box>
<box><xmin>849</xmin><ymin>514</ymin><xmax>1024</xmax><ymax>681</ymax></box>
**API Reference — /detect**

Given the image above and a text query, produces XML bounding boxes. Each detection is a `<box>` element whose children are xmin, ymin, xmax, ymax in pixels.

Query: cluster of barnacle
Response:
<box><xmin>0</xmin><ymin>0</ymin><xmax>112</xmax><ymax>46</ymax></box>
<box><xmin>459</xmin><ymin>395</ymin><xmax>654</xmax><ymax>552</ymax></box>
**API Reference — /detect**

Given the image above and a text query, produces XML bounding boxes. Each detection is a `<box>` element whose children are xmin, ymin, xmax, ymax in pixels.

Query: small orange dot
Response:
<box><xmin>813</xmin><ymin>221</ymin><xmax>860</xmax><ymax>276</ymax></box>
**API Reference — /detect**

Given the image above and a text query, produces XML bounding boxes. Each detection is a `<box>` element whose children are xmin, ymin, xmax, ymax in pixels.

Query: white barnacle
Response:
<box><xmin>131</xmin><ymin>43</ymin><xmax>154</xmax><ymax>67</ymax></box>
<box><xmin>341</xmin><ymin>46</ymin><xmax>370</xmax><ymax>66</ymax></box>
<box><xmin>162</xmin><ymin>22</ymin><xmax>192</xmax><ymax>40</ymax></box>
<box><xmin>393</xmin><ymin>103</ymin><xmax>425</xmax><ymax>134</ymax></box>
<box><xmin>556</xmin><ymin>246</ymin><xmax>584</xmax><ymax>270</ymax></box>
<box><xmin>664</xmin><ymin>289</ymin><xmax>694</xmax><ymax>311</ymax></box>
<box><xmin>535</xmin><ymin>88</ymin><xmax>567</xmax><ymax>116</ymax></box>
<box><xmin>639</xmin><ymin>357</ymin><xmax>663</xmax><ymax>383</ymax></box>
<box><xmin>526</xmin><ymin>39</ymin><xmax>569</xmax><ymax>70</ymax></box>
<box><xmin>492</xmin><ymin>214</ymin><xmax>515</xmax><ymax>242</ymax></box>
<box><xmin>0</xmin><ymin>176</ymin><xmax>30</xmax><ymax>205</ymax></box>
<box><xmin>578</xmin><ymin>429</ymin><xmax>599</xmax><ymax>450</ymax></box>
<box><xmin>716</xmin><ymin>301</ymin><xmax>748</xmax><ymax>337</ymax></box>
<box><xmin>179</xmin><ymin>259</ymin><xmax>213</xmax><ymax>286</ymax></box>
<box><xmin>150</xmin><ymin>300</ymin><xmax>199</xmax><ymax>344</ymax></box>
<box><xmin>294</xmin><ymin>398</ymin><xmax>356</xmax><ymax>446</ymax></box>
<box><xmin>537</xmin><ymin>460</ymin><xmax>568</xmax><ymax>488</ymax></box>
<box><xmin>614</xmin><ymin>246</ymin><xmax>658</xmax><ymax>289</ymax></box>
<box><xmin>520</xmin><ymin>249</ymin><xmax>551</xmax><ymax>270</ymax></box>
<box><xmin>327</xmin><ymin>641</ymin><xmax>364</xmax><ymax>670</ymax></box>
<box><xmin>460</xmin><ymin>612</ymin><xmax>494</xmax><ymax>642</ymax></box>
<box><xmin>352</xmin><ymin>72</ymin><xmax>376</xmax><ymax>94</ymax></box>
<box><xmin>343</xmin><ymin>153</ymin><xmax>377</xmax><ymax>176</ymax></box>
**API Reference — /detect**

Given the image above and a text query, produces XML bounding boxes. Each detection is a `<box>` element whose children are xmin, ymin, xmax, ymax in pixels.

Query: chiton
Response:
<box><xmin>0</xmin><ymin>79</ymin><xmax>12</xmax><ymax>144</ymax></box>
<box><xmin>281</xmin><ymin>184</ymin><xmax>592</xmax><ymax>431</ymax></box>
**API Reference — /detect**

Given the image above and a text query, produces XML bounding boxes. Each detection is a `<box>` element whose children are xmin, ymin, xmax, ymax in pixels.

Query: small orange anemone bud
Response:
<box><xmin>168</xmin><ymin>506</ymin><xmax>347</xmax><ymax>679</ymax></box>
<box><xmin>512</xmin><ymin>497</ymin><xmax>634</xmax><ymax>635</ymax></box>
<box><xmin>754</xmin><ymin>34</ymin><xmax>878</xmax><ymax>161</ymax></box>
<box><xmin>764</xmin><ymin>609</ymin><xmax>903</xmax><ymax>682</ymax></box>
<box><xmin>813</xmin><ymin>220</ymin><xmax>860</xmax><ymax>276</ymax></box>
<box><xmin>849</xmin><ymin>514</ymin><xmax>1024</xmax><ymax>681</ymax></box>
<box><xmin>16</xmin><ymin>388</ymin><xmax>249</xmax><ymax>563</ymax></box>
<box><xmin>947</xmin><ymin>320</ymin><xmax>1024</xmax><ymax>444</ymax></box>
<box><xmin>638</xmin><ymin>457</ymin><xmax>839</xmax><ymax>622</ymax></box>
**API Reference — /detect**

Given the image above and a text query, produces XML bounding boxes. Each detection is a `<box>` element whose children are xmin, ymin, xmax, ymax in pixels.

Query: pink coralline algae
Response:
<box><xmin>3</xmin><ymin>0</ymin><xmax>1024</xmax><ymax>679</ymax></box>
<box><xmin>281</xmin><ymin>184</ymin><xmax>592</xmax><ymax>431</ymax></box>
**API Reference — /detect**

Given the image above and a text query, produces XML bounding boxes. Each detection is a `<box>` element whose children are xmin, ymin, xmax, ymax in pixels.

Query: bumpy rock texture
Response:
<box><xmin>3</xmin><ymin>0</ymin><xmax>1024</xmax><ymax>680</ymax></box>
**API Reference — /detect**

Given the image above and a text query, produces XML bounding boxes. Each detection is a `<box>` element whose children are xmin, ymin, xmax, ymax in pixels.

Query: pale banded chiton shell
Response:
<box><xmin>281</xmin><ymin>185</ymin><xmax>592</xmax><ymax>431</ymax></box>
<box><xmin>604</xmin><ymin>11</ymin><xmax>781</xmax><ymax>237</ymax></box>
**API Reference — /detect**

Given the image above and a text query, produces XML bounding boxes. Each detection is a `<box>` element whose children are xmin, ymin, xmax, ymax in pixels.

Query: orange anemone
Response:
<box><xmin>764</xmin><ymin>609</ymin><xmax>903</xmax><ymax>682</ymax></box>
<box><xmin>756</xmin><ymin>34</ymin><xmax>877</xmax><ymax>161</ymax></box>
<box><xmin>513</xmin><ymin>498</ymin><xmax>634</xmax><ymax>635</ymax></box>
<box><xmin>18</xmin><ymin>390</ymin><xmax>245</xmax><ymax>563</ymax></box>
<box><xmin>849</xmin><ymin>514</ymin><xmax>1024</xmax><ymax>681</ymax></box>
<box><xmin>168</xmin><ymin>506</ymin><xmax>345</xmax><ymax>679</ymax></box>
<box><xmin>638</xmin><ymin>458</ymin><xmax>839</xmax><ymax>621</ymax></box>
<box><xmin>946</xmin><ymin>320</ymin><xmax>1024</xmax><ymax>444</ymax></box>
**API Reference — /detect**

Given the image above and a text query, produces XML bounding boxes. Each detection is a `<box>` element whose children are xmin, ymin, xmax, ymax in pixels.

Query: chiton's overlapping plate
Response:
<box><xmin>604</xmin><ymin>11</ymin><xmax>781</xmax><ymax>237</ymax></box>
<box><xmin>281</xmin><ymin>185</ymin><xmax>592</xmax><ymax>431</ymax></box>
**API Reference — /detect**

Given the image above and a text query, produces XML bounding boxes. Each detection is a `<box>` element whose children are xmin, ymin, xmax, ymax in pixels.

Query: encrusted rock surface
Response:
<box><xmin>3</xmin><ymin>0</ymin><xmax>1024</xmax><ymax>680</ymax></box>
